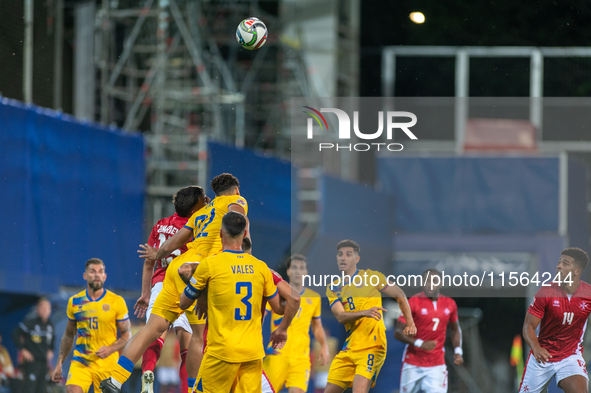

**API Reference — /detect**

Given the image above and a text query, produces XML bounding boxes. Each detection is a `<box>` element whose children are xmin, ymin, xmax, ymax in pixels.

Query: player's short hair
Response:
<box><xmin>286</xmin><ymin>254</ymin><xmax>307</xmax><ymax>270</ymax></box>
<box><xmin>422</xmin><ymin>268</ymin><xmax>441</xmax><ymax>280</ymax></box>
<box><xmin>336</xmin><ymin>239</ymin><xmax>360</xmax><ymax>254</ymax></box>
<box><xmin>242</xmin><ymin>237</ymin><xmax>252</xmax><ymax>252</ymax></box>
<box><xmin>173</xmin><ymin>186</ymin><xmax>205</xmax><ymax>217</ymax></box>
<box><xmin>37</xmin><ymin>297</ymin><xmax>50</xmax><ymax>306</ymax></box>
<box><xmin>561</xmin><ymin>247</ymin><xmax>589</xmax><ymax>270</ymax></box>
<box><xmin>222</xmin><ymin>211</ymin><xmax>247</xmax><ymax>238</ymax></box>
<box><xmin>211</xmin><ymin>173</ymin><xmax>240</xmax><ymax>195</ymax></box>
<box><xmin>85</xmin><ymin>258</ymin><xmax>105</xmax><ymax>270</ymax></box>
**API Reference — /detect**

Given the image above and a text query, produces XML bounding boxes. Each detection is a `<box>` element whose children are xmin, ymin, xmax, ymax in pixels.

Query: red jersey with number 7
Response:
<box><xmin>148</xmin><ymin>213</ymin><xmax>190</xmax><ymax>286</ymax></box>
<box><xmin>527</xmin><ymin>281</ymin><xmax>591</xmax><ymax>362</ymax></box>
<box><xmin>398</xmin><ymin>292</ymin><xmax>458</xmax><ymax>367</ymax></box>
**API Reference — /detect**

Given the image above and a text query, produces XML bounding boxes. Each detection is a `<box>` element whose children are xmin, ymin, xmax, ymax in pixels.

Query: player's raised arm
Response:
<box><xmin>523</xmin><ymin>312</ymin><xmax>552</xmax><ymax>364</ymax></box>
<box><xmin>381</xmin><ymin>284</ymin><xmax>416</xmax><ymax>336</ymax></box>
<box><xmin>52</xmin><ymin>319</ymin><xmax>77</xmax><ymax>382</ymax></box>
<box><xmin>138</xmin><ymin>226</ymin><xmax>193</xmax><ymax>261</ymax></box>
<box><xmin>180</xmin><ymin>258</ymin><xmax>210</xmax><ymax>310</ymax></box>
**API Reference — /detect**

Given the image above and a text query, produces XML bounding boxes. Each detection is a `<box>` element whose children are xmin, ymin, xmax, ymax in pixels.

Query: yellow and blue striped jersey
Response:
<box><xmin>189</xmin><ymin>250</ymin><xmax>277</xmax><ymax>363</ymax></box>
<box><xmin>184</xmin><ymin>195</ymin><xmax>248</xmax><ymax>258</ymax></box>
<box><xmin>66</xmin><ymin>290</ymin><xmax>129</xmax><ymax>367</ymax></box>
<box><xmin>326</xmin><ymin>269</ymin><xmax>388</xmax><ymax>351</ymax></box>
<box><xmin>266</xmin><ymin>287</ymin><xmax>321</xmax><ymax>359</ymax></box>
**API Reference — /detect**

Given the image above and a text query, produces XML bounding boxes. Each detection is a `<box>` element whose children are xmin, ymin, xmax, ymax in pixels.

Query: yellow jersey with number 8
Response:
<box><xmin>184</xmin><ymin>195</ymin><xmax>248</xmax><ymax>257</ymax></box>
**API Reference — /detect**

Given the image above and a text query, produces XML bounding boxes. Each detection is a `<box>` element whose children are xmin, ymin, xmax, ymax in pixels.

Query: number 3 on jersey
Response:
<box><xmin>235</xmin><ymin>282</ymin><xmax>252</xmax><ymax>321</ymax></box>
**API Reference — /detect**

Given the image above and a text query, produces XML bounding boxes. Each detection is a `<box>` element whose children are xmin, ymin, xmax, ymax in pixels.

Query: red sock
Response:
<box><xmin>141</xmin><ymin>337</ymin><xmax>164</xmax><ymax>372</ymax></box>
<box><xmin>179</xmin><ymin>350</ymin><xmax>188</xmax><ymax>393</ymax></box>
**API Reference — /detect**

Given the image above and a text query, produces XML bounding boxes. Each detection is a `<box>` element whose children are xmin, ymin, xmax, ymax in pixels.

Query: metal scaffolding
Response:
<box><xmin>95</xmin><ymin>0</ymin><xmax>360</xmax><ymax>235</ymax></box>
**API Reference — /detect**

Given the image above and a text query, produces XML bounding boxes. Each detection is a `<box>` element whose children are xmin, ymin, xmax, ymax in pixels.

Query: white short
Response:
<box><xmin>156</xmin><ymin>367</ymin><xmax>180</xmax><ymax>385</ymax></box>
<box><xmin>147</xmin><ymin>282</ymin><xmax>192</xmax><ymax>334</ymax></box>
<box><xmin>262</xmin><ymin>371</ymin><xmax>274</xmax><ymax>393</ymax></box>
<box><xmin>400</xmin><ymin>363</ymin><xmax>448</xmax><ymax>393</ymax></box>
<box><xmin>519</xmin><ymin>353</ymin><xmax>588</xmax><ymax>393</ymax></box>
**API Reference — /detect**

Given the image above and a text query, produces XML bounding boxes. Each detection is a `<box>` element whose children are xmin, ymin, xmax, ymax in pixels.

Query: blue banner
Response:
<box><xmin>378</xmin><ymin>157</ymin><xmax>560</xmax><ymax>233</ymax></box>
<box><xmin>208</xmin><ymin>142</ymin><xmax>292</xmax><ymax>266</ymax></box>
<box><xmin>0</xmin><ymin>98</ymin><xmax>145</xmax><ymax>293</ymax></box>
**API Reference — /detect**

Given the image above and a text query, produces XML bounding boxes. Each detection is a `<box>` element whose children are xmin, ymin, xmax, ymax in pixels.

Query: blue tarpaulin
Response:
<box><xmin>207</xmin><ymin>142</ymin><xmax>292</xmax><ymax>267</ymax></box>
<box><xmin>0</xmin><ymin>98</ymin><xmax>145</xmax><ymax>293</ymax></box>
<box><xmin>378</xmin><ymin>157</ymin><xmax>560</xmax><ymax>233</ymax></box>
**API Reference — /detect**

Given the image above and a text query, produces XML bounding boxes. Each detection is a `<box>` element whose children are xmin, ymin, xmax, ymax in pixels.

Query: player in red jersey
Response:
<box><xmin>133</xmin><ymin>186</ymin><xmax>208</xmax><ymax>393</ymax></box>
<box><xmin>520</xmin><ymin>247</ymin><xmax>591</xmax><ymax>393</ymax></box>
<box><xmin>395</xmin><ymin>269</ymin><xmax>463</xmax><ymax>393</ymax></box>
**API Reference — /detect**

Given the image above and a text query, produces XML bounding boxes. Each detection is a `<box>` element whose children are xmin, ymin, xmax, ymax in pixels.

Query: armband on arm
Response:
<box><xmin>184</xmin><ymin>284</ymin><xmax>202</xmax><ymax>300</ymax></box>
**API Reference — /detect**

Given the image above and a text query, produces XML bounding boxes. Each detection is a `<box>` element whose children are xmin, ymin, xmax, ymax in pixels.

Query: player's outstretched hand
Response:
<box><xmin>403</xmin><ymin>324</ymin><xmax>417</xmax><ymax>337</ymax></box>
<box><xmin>454</xmin><ymin>354</ymin><xmax>464</xmax><ymax>365</ymax></box>
<box><xmin>270</xmin><ymin>327</ymin><xmax>288</xmax><ymax>350</ymax></box>
<box><xmin>365</xmin><ymin>307</ymin><xmax>386</xmax><ymax>320</ymax></box>
<box><xmin>421</xmin><ymin>340</ymin><xmax>437</xmax><ymax>351</ymax></box>
<box><xmin>533</xmin><ymin>346</ymin><xmax>552</xmax><ymax>364</ymax></box>
<box><xmin>134</xmin><ymin>295</ymin><xmax>149</xmax><ymax>318</ymax></box>
<box><xmin>95</xmin><ymin>346</ymin><xmax>113</xmax><ymax>359</ymax></box>
<box><xmin>51</xmin><ymin>363</ymin><xmax>63</xmax><ymax>383</ymax></box>
<box><xmin>138</xmin><ymin>243</ymin><xmax>157</xmax><ymax>260</ymax></box>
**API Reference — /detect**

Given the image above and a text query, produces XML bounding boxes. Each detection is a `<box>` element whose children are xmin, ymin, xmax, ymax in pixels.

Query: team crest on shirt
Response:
<box><xmin>421</xmin><ymin>308</ymin><xmax>428</xmax><ymax>315</ymax></box>
<box><xmin>553</xmin><ymin>300</ymin><xmax>561</xmax><ymax>307</ymax></box>
<box><xmin>579</xmin><ymin>301</ymin><xmax>590</xmax><ymax>312</ymax></box>
<box><xmin>306</xmin><ymin>298</ymin><xmax>313</xmax><ymax>305</ymax></box>
<box><xmin>444</xmin><ymin>308</ymin><xmax>450</xmax><ymax>315</ymax></box>
<box><xmin>103</xmin><ymin>304</ymin><xmax>110</xmax><ymax>311</ymax></box>
<box><xmin>236</xmin><ymin>198</ymin><xmax>246</xmax><ymax>206</ymax></box>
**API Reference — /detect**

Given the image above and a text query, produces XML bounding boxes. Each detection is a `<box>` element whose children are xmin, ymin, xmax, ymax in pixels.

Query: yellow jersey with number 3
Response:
<box><xmin>326</xmin><ymin>269</ymin><xmax>388</xmax><ymax>351</ymax></box>
<box><xmin>266</xmin><ymin>288</ymin><xmax>321</xmax><ymax>359</ymax></box>
<box><xmin>187</xmin><ymin>250</ymin><xmax>278</xmax><ymax>363</ymax></box>
<box><xmin>184</xmin><ymin>195</ymin><xmax>248</xmax><ymax>257</ymax></box>
<box><xmin>66</xmin><ymin>290</ymin><xmax>129</xmax><ymax>367</ymax></box>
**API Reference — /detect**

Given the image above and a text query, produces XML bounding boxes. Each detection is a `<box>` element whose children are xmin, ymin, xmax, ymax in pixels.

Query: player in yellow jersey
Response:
<box><xmin>264</xmin><ymin>254</ymin><xmax>329</xmax><ymax>393</ymax></box>
<box><xmin>100</xmin><ymin>174</ymin><xmax>244</xmax><ymax>393</ymax></box>
<box><xmin>179</xmin><ymin>211</ymin><xmax>286</xmax><ymax>393</ymax></box>
<box><xmin>52</xmin><ymin>259</ymin><xmax>131</xmax><ymax>393</ymax></box>
<box><xmin>324</xmin><ymin>240</ymin><xmax>417</xmax><ymax>393</ymax></box>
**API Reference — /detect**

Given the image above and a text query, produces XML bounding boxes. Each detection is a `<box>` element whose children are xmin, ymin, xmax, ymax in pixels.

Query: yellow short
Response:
<box><xmin>66</xmin><ymin>359</ymin><xmax>115</xmax><ymax>393</ymax></box>
<box><xmin>193</xmin><ymin>352</ymin><xmax>263</xmax><ymax>393</ymax></box>
<box><xmin>263</xmin><ymin>353</ymin><xmax>310</xmax><ymax>391</ymax></box>
<box><xmin>152</xmin><ymin>249</ymin><xmax>206</xmax><ymax>325</ymax></box>
<box><xmin>326</xmin><ymin>347</ymin><xmax>387</xmax><ymax>389</ymax></box>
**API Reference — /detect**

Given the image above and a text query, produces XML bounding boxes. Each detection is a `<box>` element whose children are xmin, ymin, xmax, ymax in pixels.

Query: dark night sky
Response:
<box><xmin>360</xmin><ymin>0</ymin><xmax>591</xmax><ymax>97</ymax></box>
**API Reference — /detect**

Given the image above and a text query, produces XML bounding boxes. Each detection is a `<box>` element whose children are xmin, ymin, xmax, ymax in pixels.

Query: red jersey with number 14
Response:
<box><xmin>398</xmin><ymin>292</ymin><xmax>458</xmax><ymax>367</ymax></box>
<box><xmin>528</xmin><ymin>281</ymin><xmax>591</xmax><ymax>362</ymax></box>
<box><xmin>148</xmin><ymin>213</ymin><xmax>189</xmax><ymax>286</ymax></box>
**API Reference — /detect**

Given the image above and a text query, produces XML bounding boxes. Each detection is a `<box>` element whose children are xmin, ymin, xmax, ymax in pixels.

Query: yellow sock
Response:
<box><xmin>111</xmin><ymin>356</ymin><xmax>134</xmax><ymax>385</ymax></box>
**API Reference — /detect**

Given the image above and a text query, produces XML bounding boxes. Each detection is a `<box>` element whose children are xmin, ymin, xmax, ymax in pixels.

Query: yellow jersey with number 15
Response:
<box><xmin>66</xmin><ymin>290</ymin><xmax>129</xmax><ymax>368</ymax></box>
<box><xmin>184</xmin><ymin>195</ymin><xmax>248</xmax><ymax>257</ymax></box>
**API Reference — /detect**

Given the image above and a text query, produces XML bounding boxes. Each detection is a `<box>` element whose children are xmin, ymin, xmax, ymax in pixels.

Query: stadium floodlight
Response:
<box><xmin>409</xmin><ymin>12</ymin><xmax>425</xmax><ymax>24</ymax></box>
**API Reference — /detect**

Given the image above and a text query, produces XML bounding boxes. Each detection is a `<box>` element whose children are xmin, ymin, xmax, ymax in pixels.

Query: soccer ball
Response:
<box><xmin>236</xmin><ymin>17</ymin><xmax>267</xmax><ymax>50</ymax></box>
